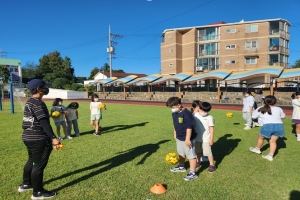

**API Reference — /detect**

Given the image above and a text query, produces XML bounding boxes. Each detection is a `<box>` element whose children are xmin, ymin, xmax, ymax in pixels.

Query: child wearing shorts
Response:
<box><xmin>66</xmin><ymin>102</ymin><xmax>80</xmax><ymax>137</ymax></box>
<box><xmin>90</xmin><ymin>94</ymin><xmax>102</xmax><ymax>136</ymax></box>
<box><xmin>249</xmin><ymin>95</ymin><xmax>285</xmax><ymax>161</ymax></box>
<box><xmin>51</xmin><ymin>98</ymin><xmax>72</xmax><ymax>140</ymax></box>
<box><xmin>192</xmin><ymin>101</ymin><xmax>216</xmax><ymax>173</ymax></box>
<box><xmin>166</xmin><ymin>97</ymin><xmax>198</xmax><ymax>181</ymax></box>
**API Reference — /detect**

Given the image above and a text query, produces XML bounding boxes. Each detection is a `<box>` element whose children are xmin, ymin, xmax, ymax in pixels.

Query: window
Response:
<box><xmin>245</xmin><ymin>41</ymin><xmax>257</xmax><ymax>49</ymax></box>
<box><xmin>198</xmin><ymin>43</ymin><xmax>218</xmax><ymax>56</ymax></box>
<box><xmin>14</xmin><ymin>68</ymin><xmax>19</xmax><ymax>72</ymax></box>
<box><xmin>196</xmin><ymin>57</ymin><xmax>219</xmax><ymax>71</ymax></box>
<box><xmin>246</xmin><ymin>24</ymin><xmax>258</xmax><ymax>33</ymax></box>
<box><xmin>225</xmin><ymin>60</ymin><xmax>236</xmax><ymax>64</ymax></box>
<box><xmin>198</xmin><ymin>27</ymin><xmax>219</xmax><ymax>41</ymax></box>
<box><xmin>225</xmin><ymin>44</ymin><xmax>236</xmax><ymax>49</ymax></box>
<box><xmin>245</xmin><ymin>58</ymin><xmax>257</xmax><ymax>64</ymax></box>
<box><xmin>226</xmin><ymin>29</ymin><xmax>236</xmax><ymax>33</ymax></box>
<box><xmin>169</xmin><ymin>63</ymin><xmax>173</xmax><ymax>66</ymax></box>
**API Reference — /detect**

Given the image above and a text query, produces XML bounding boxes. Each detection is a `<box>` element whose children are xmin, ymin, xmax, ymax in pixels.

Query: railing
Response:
<box><xmin>268</xmin><ymin>62</ymin><xmax>289</xmax><ymax>68</ymax></box>
<box><xmin>196</xmin><ymin>65</ymin><xmax>220</xmax><ymax>71</ymax></box>
<box><xmin>198</xmin><ymin>50</ymin><xmax>219</xmax><ymax>56</ymax></box>
<box><xmin>198</xmin><ymin>34</ymin><xmax>219</xmax><ymax>41</ymax></box>
<box><xmin>269</xmin><ymin>29</ymin><xmax>290</xmax><ymax>40</ymax></box>
<box><xmin>269</xmin><ymin>45</ymin><xmax>289</xmax><ymax>54</ymax></box>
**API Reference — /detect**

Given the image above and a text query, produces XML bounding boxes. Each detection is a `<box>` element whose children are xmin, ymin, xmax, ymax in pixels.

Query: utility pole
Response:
<box><xmin>106</xmin><ymin>25</ymin><xmax>122</xmax><ymax>77</ymax></box>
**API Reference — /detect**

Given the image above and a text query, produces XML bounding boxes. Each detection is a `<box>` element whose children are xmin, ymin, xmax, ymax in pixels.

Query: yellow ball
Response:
<box><xmin>165</xmin><ymin>152</ymin><xmax>179</xmax><ymax>165</ymax></box>
<box><xmin>98</xmin><ymin>103</ymin><xmax>106</xmax><ymax>110</ymax></box>
<box><xmin>51</xmin><ymin>111</ymin><xmax>61</xmax><ymax>118</ymax></box>
<box><xmin>226</xmin><ymin>112</ymin><xmax>233</xmax><ymax>118</ymax></box>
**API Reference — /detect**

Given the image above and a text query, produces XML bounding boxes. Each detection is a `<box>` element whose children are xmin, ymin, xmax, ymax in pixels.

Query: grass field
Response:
<box><xmin>0</xmin><ymin>101</ymin><xmax>300</xmax><ymax>200</ymax></box>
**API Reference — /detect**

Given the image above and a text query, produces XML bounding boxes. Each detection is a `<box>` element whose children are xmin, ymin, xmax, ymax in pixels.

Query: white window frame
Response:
<box><xmin>245</xmin><ymin>57</ymin><xmax>257</xmax><ymax>64</ymax></box>
<box><xmin>246</xmin><ymin>24</ymin><xmax>258</xmax><ymax>33</ymax></box>
<box><xmin>245</xmin><ymin>41</ymin><xmax>257</xmax><ymax>49</ymax></box>
<box><xmin>225</xmin><ymin>44</ymin><xmax>236</xmax><ymax>49</ymax></box>
<box><xmin>225</xmin><ymin>60</ymin><xmax>236</xmax><ymax>64</ymax></box>
<box><xmin>226</xmin><ymin>29</ymin><xmax>236</xmax><ymax>33</ymax></box>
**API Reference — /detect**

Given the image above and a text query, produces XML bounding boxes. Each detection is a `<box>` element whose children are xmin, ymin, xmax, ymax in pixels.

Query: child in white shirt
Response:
<box><xmin>66</xmin><ymin>102</ymin><xmax>80</xmax><ymax>137</ymax></box>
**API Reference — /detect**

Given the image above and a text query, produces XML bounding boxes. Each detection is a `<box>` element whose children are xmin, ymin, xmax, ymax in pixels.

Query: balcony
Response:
<box><xmin>196</xmin><ymin>64</ymin><xmax>220</xmax><ymax>71</ymax></box>
<box><xmin>198</xmin><ymin>35</ymin><xmax>219</xmax><ymax>42</ymax></box>
<box><xmin>268</xmin><ymin>62</ymin><xmax>289</xmax><ymax>68</ymax></box>
<box><xmin>269</xmin><ymin>45</ymin><xmax>289</xmax><ymax>54</ymax></box>
<box><xmin>198</xmin><ymin>50</ymin><xmax>219</xmax><ymax>57</ymax></box>
<box><xmin>269</xmin><ymin>29</ymin><xmax>290</xmax><ymax>40</ymax></box>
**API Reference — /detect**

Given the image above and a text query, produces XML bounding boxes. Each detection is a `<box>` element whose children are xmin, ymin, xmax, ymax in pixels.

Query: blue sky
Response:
<box><xmin>1</xmin><ymin>0</ymin><xmax>300</xmax><ymax>78</ymax></box>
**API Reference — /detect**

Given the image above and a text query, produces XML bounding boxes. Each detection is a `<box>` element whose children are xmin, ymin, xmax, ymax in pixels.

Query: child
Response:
<box><xmin>249</xmin><ymin>95</ymin><xmax>285</xmax><ymax>161</ymax></box>
<box><xmin>242</xmin><ymin>91</ymin><xmax>255</xmax><ymax>130</ymax></box>
<box><xmin>51</xmin><ymin>98</ymin><xmax>72</xmax><ymax>140</ymax></box>
<box><xmin>291</xmin><ymin>92</ymin><xmax>300</xmax><ymax>141</ymax></box>
<box><xmin>90</xmin><ymin>94</ymin><xmax>102</xmax><ymax>136</ymax></box>
<box><xmin>166</xmin><ymin>97</ymin><xmax>198</xmax><ymax>181</ymax></box>
<box><xmin>66</xmin><ymin>102</ymin><xmax>80</xmax><ymax>137</ymax></box>
<box><xmin>192</xmin><ymin>101</ymin><xmax>216</xmax><ymax>173</ymax></box>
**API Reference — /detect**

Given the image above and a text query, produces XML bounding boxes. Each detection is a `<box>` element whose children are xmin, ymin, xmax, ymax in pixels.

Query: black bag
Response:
<box><xmin>253</xmin><ymin>101</ymin><xmax>258</xmax><ymax>110</ymax></box>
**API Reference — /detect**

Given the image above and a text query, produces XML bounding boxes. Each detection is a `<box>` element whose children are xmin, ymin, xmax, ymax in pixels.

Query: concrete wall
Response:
<box><xmin>46</xmin><ymin>88</ymin><xmax>87</xmax><ymax>99</ymax></box>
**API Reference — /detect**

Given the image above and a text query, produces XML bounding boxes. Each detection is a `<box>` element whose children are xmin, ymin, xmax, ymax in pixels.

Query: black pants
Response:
<box><xmin>22</xmin><ymin>139</ymin><xmax>52</xmax><ymax>192</ymax></box>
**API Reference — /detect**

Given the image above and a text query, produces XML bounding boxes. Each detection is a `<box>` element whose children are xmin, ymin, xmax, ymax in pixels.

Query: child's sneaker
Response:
<box><xmin>75</xmin><ymin>133</ymin><xmax>80</xmax><ymax>137</ymax></box>
<box><xmin>262</xmin><ymin>155</ymin><xmax>273</xmax><ymax>161</ymax></box>
<box><xmin>93</xmin><ymin>132</ymin><xmax>100</xmax><ymax>136</ymax></box>
<box><xmin>244</xmin><ymin>126</ymin><xmax>251</xmax><ymax>130</ymax></box>
<box><xmin>18</xmin><ymin>184</ymin><xmax>33</xmax><ymax>192</ymax></box>
<box><xmin>183</xmin><ymin>173</ymin><xmax>198</xmax><ymax>181</ymax></box>
<box><xmin>297</xmin><ymin>137</ymin><xmax>300</xmax><ymax>141</ymax></box>
<box><xmin>249</xmin><ymin>147</ymin><xmax>261</xmax><ymax>154</ymax></box>
<box><xmin>66</xmin><ymin>136</ymin><xmax>73</xmax><ymax>139</ymax></box>
<box><xmin>208</xmin><ymin>165</ymin><xmax>216</xmax><ymax>173</ymax></box>
<box><xmin>170</xmin><ymin>165</ymin><xmax>186</xmax><ymax>172</ymax></box>
<box><xmin>58</xmin><ymin>137</ymin><xmax>63</xmax><ymax>141</ymax></box>
<box><xmin>31</xmin><ymin>190</ymin><xmax>56</xmax><ymax>200</ymax></box>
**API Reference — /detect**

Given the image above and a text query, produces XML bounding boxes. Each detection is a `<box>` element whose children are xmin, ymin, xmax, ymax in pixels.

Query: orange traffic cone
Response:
<box><xmin>150</xmin><ymin>183</ymin><xmax>166</xmax><ymax>194</ymax></box>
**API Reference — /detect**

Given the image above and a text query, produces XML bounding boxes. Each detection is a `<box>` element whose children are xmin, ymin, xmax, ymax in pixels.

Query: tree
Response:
<box><xmin>99</xmin><ymin>63</ymin><xmax>110</xmax><ymax>72</ymax></box>
<box><xmin>36</xmin><ymin>51</ymin><xmax>75</xmax><ymax>83</ymax></box>
<box><xmin>22</xmin><ymin>62</ymin><xmax>38</xmax><ymax>83</ymax></box>
<box><xmin>291</xmin><ymin>59</ymin><xmax>300</xmax><ymax>68</ymax></box>
<box><xmin>52</xmin><ymin>78</ymin><xmax>70</xmax><ymax>89</ymax></box>
<box><xmin>0</xmin><ymin>65</ymin><xmax>10</xmax><ymax>83</ymax></box>
<box><xmin>88</xmin><ymin>67</ymin><xmax>100</xmax><ymax>79</ymax></box>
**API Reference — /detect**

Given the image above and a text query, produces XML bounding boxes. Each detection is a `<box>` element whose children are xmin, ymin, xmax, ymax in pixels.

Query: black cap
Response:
<box><xmin>27</xmin><ymin>79</ymin><xmax>51</xmax><ymax>90</ymax></box>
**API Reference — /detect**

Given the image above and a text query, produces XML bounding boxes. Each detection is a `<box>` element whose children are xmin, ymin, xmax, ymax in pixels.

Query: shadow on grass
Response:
<box><xmin>260</xmin><ymin>137</ymin><xmax>287</xmax><ymax>156</ymax></box>
<box><xmin>78</xmin><ymin>122</ymin><xmax>149</xmax><ymax>136</ymax></box>
<box><xmin>290</xmin><ymin>190</ymin><xmax>300</xmax><ymax>200</ymax></box>
<box><xmin>212</xmin><ymin>134</ymin><xmax>241</xmax><ymax>169</ymax></box>
<box><xmin>45</xmin><ymin>139</ymin><xmax>170</xmax><ymax>191</ymax></box>
<box><xmin>101</xmin><ymin>122</ymin><xmax>149</xmax><ymax>134</ymax></box>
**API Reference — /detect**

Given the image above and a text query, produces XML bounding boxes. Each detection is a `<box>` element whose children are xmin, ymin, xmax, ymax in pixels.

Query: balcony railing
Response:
<box><xmin>198</xmin><ymin>35</ymin><xmax>219</xmax><ymax>41</ymax></box>
<box><xmin>269</xmin><ymin>29</ymin><xmax>290</xmax><ymax>40</ymax></box>
<box><xmin>268</xmin><ymin>62</ymin><xmax>289</xmax><ymax>68</ymax></box>
<box><xmin>196</xmin><ymin>64</ymin><xmax>220</xmax><ymax>71</ymax></box>
<box><xmin>269</xmin><ymin>45</ymin><xmax>289</xmax><ymax>54</ymax></box>
<box><xmin>198</xmin><ymin>50</ymin><xmax>219</xmax><ymax>56</ymax></box>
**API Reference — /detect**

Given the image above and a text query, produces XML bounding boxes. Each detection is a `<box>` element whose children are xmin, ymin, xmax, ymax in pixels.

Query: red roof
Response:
<box><xmin>208</xmin><ymin>21</ymin><xmax>226</xmax><ymax>25</ymax></box>
<box><xmin>102</xmin><ymin>72</ymin><xmax>147</xmax><ymax>78</ymax></box>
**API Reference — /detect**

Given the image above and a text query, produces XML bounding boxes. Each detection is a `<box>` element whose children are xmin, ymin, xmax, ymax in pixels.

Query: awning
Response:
<box><xmin>182</xmin><ymin>70</ymin><xmax>232</xmax><ymax>84</ymax></box>
<box><xmin>106</xmin><ymin>75</ymin><xmax>138</xmax><ymax>85</ymax></box>
<box><xmin>150</xmin><ymin>72</ymin><xmax>193</xmax><ymax>85</ymax></box>
<box><xmin>225</xmin><ymin>66</ymin><xmax>283</xmax><ymax>81</ymax></box>
<box><xmin>96</xmin><ymin>77</ymin><xmax>118</xmax><ymax>84</ymax></box>
<box><xmin>278</xmin><ymin>68</ymin><xmax>300</xmax><ymax>79</ymax></box>
<box><xmin>126</xmin><ymin>74</ymin><xmax>162</xmax><ymax>85</ymax></box>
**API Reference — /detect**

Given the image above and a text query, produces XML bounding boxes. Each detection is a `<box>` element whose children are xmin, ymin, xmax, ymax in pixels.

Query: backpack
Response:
<box><xmin>253</xmin><ymin>101</ymin><xmax>258</xmax><ymax>110</ymax></box>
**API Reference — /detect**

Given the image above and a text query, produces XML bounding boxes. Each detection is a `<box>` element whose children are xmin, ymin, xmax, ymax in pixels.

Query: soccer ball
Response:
<box><xmin>51</xmin><ymin>111</ymin><xmax>61</xmax><ymax>118</ymax></box>
<box><xmin>98</xmin><ymin>103</ymin><xmax>106</xmax><ymax>110</ymax></box>
<box><xmin>226</xmin><ymin>112</ymin><xmax>233</xmax><ymax>118</ymax></box>
<box><xmin>165</xmin><ymin>152</ymin><xmax>179</xmax><ymax>165</ymax></box>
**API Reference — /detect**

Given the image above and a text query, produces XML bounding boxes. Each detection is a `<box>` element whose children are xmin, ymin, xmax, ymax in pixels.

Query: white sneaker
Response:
<box><xmin>67</xmin><ymin>136</ymin><xmax>73</xmax><ymax>139</ymax></box>
<box><xmin>254</xmin><ymin>122</ymin><xmax>262</xmax><ymax>127</ymax></box>
<box><xmin>262</xmin><ymin>155</ymin><xmax>273</xmax><ymax>161</ymax></box>
<box><xmin>297</xmin><ymin>137</ymin><xmax>300</xmax><ymax>141</ymax></box>
<box><xmin>58</xmin><ymin>137</ymin><xmax>63</xmax><ymax>141</ymax></box>
<box><xmin>249</xmin><ymin>147</ymin><xmax>261</xmax><ymax>154</ymax></box>
<box><xmin>244</xmin><ymin>126</ymin><xmax>251</xmax><ymax>130</ymax></box>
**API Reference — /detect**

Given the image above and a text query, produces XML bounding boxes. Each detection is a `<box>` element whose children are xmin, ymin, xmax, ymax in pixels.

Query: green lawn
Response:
<box><xmin>0</xmin><ymin>101</ymin><xmax>300</xmax><ymax>200</ymax></box>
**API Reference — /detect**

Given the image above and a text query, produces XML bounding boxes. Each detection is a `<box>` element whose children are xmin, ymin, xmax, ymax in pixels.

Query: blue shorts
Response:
<box><xmin>55</xmin><ymin>120</ymin><xmax>66</xmax><ymax>127</ymax></box>
<box><xmin>259</xmin><ymin>123</ymin><xmax>285</xmax><ymax>138</ymax></box>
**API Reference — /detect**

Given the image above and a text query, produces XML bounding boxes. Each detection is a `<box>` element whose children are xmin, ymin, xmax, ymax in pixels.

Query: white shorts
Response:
<box><xmin>176</xmin><ymin>139</ymin><xmax>196</xmax><ymax>160</ymax></box>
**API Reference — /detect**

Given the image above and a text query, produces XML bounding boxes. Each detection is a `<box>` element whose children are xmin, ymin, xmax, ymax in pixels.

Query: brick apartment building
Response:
<box><xmin>160</xmin><ymin>18</ymin><xmax>291</xmax><ymax>79</ymax></box>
